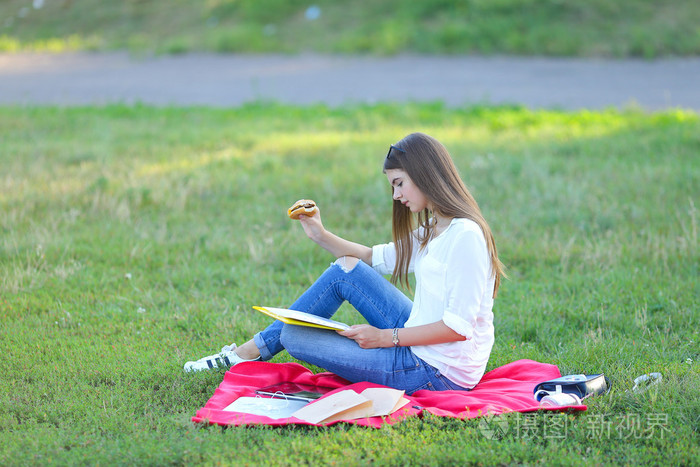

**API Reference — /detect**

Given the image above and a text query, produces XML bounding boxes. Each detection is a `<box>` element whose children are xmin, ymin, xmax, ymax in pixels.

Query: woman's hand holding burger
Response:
<box><xmin>287</xmin><ymin>198</ymin><xmax>373</xmax><ymax>267</ymax></box>
<box><xmin>287</xmin><ymin>199</ymin><xmax>325</xmax><ymax>242</ymax></box>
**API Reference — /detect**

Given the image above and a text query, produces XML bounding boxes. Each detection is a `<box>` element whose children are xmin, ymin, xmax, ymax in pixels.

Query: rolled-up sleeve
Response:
<box><xmin>372</xmin><ymin>231</ymin><xmax>422</xmax><ymax>276</ymax></box>
<box><xmin>371</xmin><ymin>243</ymin><xmax>394</xmax><ymax>275</ymax></box>
<box><xmin>441</xmin><ymin>230</ymin><xmax>490</xmax><ymax>340</ymax></box>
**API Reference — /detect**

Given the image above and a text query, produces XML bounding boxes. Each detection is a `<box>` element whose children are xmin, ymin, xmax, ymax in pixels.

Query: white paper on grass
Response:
<box><xmin>223</xmin><ymin>397</ymin><xmax>309</xmax><ymax>419</ymax></box>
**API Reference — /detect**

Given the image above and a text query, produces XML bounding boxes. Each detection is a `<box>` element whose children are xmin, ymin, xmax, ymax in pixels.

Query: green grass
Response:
<box><xmin>1</xmin><ymin>103</ymin><xmax>698</xmax><ymax>465</ymax></box>
<box><xmin>2</xmin><ymin>0</ymin><xmax>700</xmax><ymax>57</ymax></box>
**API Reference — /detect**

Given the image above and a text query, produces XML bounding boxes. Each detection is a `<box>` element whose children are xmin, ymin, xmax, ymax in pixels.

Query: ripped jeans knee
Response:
<box><xmin>333</xmin><ymin>256</ymin><xmax>360</xmax><ymax>273</ymax></box>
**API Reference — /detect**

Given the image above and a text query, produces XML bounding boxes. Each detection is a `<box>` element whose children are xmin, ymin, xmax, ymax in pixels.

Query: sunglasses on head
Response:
<box><xmin>386</xmin><ymin>144</ymin><xmax>406</xmax><ymax>159</ymax></box>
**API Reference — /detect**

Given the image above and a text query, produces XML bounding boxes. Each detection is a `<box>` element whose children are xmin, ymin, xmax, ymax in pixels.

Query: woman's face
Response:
<box><xmin>386</xmin><ymin>169</ymin><xmax>429</xmax><ymax>212</ymax></box>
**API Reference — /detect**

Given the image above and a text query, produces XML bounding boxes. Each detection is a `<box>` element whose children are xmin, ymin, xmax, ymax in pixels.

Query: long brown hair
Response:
<box><xmin>384</xmin><ymin>132</ymin><xmax>505</xmax><ymax>297</ymax></box>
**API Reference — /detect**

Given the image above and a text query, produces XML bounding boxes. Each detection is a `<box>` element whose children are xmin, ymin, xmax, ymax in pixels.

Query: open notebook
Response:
<box><xmin>223</xmin><ymin>387</ymin><xmax>410</xmax><ymax>424</ymax></box>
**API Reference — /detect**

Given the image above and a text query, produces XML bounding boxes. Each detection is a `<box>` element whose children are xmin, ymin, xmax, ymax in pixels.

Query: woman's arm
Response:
<box><xmin>338</xmin><ymin>321</ymin><xmax>466</xmax><ymax>349</ymax></box>
<box><xmin>297</xmin><ymin>209</ymin><xmax>373</xmax><ymax>264</ymax></box>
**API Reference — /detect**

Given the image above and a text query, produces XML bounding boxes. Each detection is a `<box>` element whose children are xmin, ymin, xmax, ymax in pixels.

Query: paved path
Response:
<box><xmin>1</xmin><ymin>52</ymin><xmax>699</xmax><ymax>111</ymax></box>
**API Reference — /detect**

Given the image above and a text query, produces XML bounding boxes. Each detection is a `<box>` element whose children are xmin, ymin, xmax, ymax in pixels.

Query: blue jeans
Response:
<box><xmin>253</xmin><ymin>260</ymin><xmax>468</xmax><ymax>394</ymax></box>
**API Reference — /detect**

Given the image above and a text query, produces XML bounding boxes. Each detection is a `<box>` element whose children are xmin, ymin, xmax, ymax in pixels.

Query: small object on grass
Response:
<box><xmin>533</xmin><ymin>373</ymin><xmax>609</xmax><ymax>402</ymax></box>
<box><xmin>630</xmin><ymin>372</ymin><xmax>662</xmax><ymax>394</ymax></box>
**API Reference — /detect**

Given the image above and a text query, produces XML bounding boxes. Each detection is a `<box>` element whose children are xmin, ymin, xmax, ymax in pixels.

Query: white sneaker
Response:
<box><xmin>183</xmin><ymin>343</ymin><xmax>259</xmax><ymax>372</ymax></box>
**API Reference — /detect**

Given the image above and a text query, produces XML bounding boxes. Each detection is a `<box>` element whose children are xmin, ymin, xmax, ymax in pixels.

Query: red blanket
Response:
<box><xmin>192</xmin><ymin>359</ymin><xmax>586</xmax><ymax>428</ymax></box>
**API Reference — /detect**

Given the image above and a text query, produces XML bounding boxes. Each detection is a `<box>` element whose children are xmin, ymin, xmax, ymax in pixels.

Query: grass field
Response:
<box><xmin>2</xmin><ymin>0</ymin><xmax>700</xmax><ymax>57</ymax></box>
<box><xmin>0</xmin><ymin>103</ymin><xmax>698</xmax><ymax>465</ymax></box>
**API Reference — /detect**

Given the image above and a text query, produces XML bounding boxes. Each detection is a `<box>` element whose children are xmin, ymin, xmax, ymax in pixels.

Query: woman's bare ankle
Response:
<box><xmin>236</xmin><ymin>340</ymin><xmax>261</xmax><ymax>360</ymax></box>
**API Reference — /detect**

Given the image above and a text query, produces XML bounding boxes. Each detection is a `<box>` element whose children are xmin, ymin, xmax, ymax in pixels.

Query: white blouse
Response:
<box><xmin>371</xmin><ymin>218</ymin><xmax>495</xmax><ymax>389</ymax></box>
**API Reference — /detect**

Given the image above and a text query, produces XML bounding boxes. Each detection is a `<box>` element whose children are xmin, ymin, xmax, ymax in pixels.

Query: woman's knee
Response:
<box><xmin>334</xmin><ymin>256</ymin><xmax>360</xmax><ymax>273</ymax></box>
<box><xmin>281</xmin><ymin>325</ymin><xmax>325</xmax><ymax>363</ymax></box>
